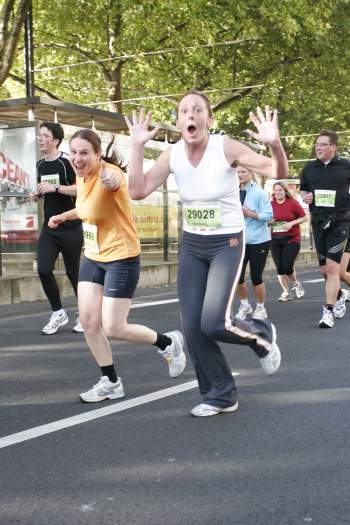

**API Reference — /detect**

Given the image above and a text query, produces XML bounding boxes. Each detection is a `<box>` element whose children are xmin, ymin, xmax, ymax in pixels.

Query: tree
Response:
<box><xmin>0</xmin><ymin>0</ymin><xmax>30</xmax><ymax>87</ymax></box>
<box><xmin>4</xmin><ymin>0</ymin><xmax>350</xmax><ymax>169</ymax></box>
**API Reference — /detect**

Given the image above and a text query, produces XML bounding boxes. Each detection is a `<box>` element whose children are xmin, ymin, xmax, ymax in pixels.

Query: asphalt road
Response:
<box><xmin>0</xmin><ymin>267</ymin><xmax>350</xmax><ymax>525</ymax></box>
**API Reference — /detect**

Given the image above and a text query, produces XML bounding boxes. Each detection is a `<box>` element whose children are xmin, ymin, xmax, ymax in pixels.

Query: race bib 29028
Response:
<box><xmin>183</xmin><ymin>202</ymin><xmax>221</xmax><ymax>231</ymax></box>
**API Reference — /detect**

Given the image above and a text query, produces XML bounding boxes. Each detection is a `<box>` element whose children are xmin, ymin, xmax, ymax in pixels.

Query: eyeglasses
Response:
<box><xmin>315</xmin><ymin>142</ymin><xmax>331</xmax><ymax>147</ymax></box>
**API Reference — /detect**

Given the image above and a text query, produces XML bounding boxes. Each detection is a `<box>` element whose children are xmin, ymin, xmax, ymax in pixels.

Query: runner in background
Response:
<box><xmin>48</xmin><ymin>129</ymin><xmax>186</xmax><ymax>403</ymax></box>
<box><xmin>235</xmin><ymin>166</ymin><xmax>273</xmax><ymax>320</ymax></box>
<box><xmin>30</xmin><ymin>122</ymin><xmax>84</xmax><ymax>334</ymax></box>
<box><xmin>126</xmin><ymin>91</ymin><xmax>288</xmax><ymax>417</ymax></box>
<box><xmin>270</xmin><ymin>181</ymin><xmax>307</xmax><ymax>301</ymax></box>
<box><xmin>300</xmin><ymin>129</ymin><xmax>350</xmax><ymax>328</ymax></box>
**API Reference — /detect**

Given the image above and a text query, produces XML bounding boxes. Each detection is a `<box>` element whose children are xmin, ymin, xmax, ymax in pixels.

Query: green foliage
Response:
<box><xmin>3</xmin><ymin>0</ymin><xmax>350</xmax><ymax>168</ymax></box>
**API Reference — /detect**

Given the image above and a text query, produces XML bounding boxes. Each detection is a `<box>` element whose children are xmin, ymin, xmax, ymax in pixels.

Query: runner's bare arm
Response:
<box><xmin>48</xmin><ymin>208</ymin><xmax>79</xmax><ymax>228</ymax></box>
<box><xmin>125</xmin><ymin>109</ymin><xmax>171</xmax><ymax>199</ymax></box>
<box><xmin>224</xmin><ymin>106</ymin><xmax>288</xmax><ymax>179</ymax></box>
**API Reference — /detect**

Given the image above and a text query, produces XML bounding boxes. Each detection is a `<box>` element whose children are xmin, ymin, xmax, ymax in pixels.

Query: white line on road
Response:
<box><xmin>0</xmin><ymin>369</ymin><xmax>240</xmax><ymax>449</ymax></box>
<box><xmin>0</xmin><ymin>380</ymin><xmax>198</xmax><ymax>449</ymax></box>
<box><xmin>132</xmin><ymin>298</ymin><xmax>179</xmax><ymax>308</ymax></box>
<box><xmin>0</xmin><ymin>298</ymin><xmax>180</xmax><ymax>323</ymax></box>
<box><xmin>302</xmin><ymin>279</ymin><xmax>324</xmax><ymax>283</ymax></box>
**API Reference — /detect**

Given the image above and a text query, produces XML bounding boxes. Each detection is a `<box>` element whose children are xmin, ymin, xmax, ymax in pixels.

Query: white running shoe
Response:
<box><xmin>252</xmin><ymin>305</ymin><xmax>268</xmax><ymax>320</ymax></box>
<box><xmin>278</xmin><ymin>291</ymin><xmax>291</xmax><ymax>302</ymax></box>
<box><xmin>341</xmin><ymin>288</ymin><xmax>350</xmax><ymax>302</ymax></box>
<box><xmin>159</xmin><ymin>330</ymin><xmax>186</xmax><ymax>378</ymax></box>
<box><xmin>291</xmin><ymin>281</ymin><xmax>305</xmax><ymax>299</ymax></box>
<box><xmin>191</xmin><ymin>401</ymin><xmax>239</xmax><ymax>417</ymax></box>
<box><xmin>80</xmin><ymin>376</ymin><xmax>125</xmax><ymax>403</ymax></box>
<box><xmin>260</xmin><ymin>324</ymin><xmax>281</xmax><ymax>375</ymax></box>
<box><xmin>41</xmin><ymin>310</ymin><xmax>69</xmax><ymax>335</ymax></box>
<box><xmin>235</xmin><ymin>303</ymin><xmax>253</xmax><ymax>320</ymax></box>
<box><xmin>319</xmin><ymin>307</ymin><xmax>334</xmax><ymax>328</ymax></box>
<box><xmin>333</xmin><ymin>292</ymin><xmax>346</xmax><ymax>319</ymax></box>
<box><xmin>73</xmin><ymin>318</ymin><xmax>84</xmax><ymax>333</ymax></box>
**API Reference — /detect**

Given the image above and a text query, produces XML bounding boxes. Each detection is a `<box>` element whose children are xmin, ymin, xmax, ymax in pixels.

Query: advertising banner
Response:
<box><xmin>132</xmin><ymin>204</ymin><xmax>178</xmax><ymax>241</ymax></box>
<box><xmin>0</xmin><ymin>124</ymin><xmax>38</xmax><ymax>251</ymax></box>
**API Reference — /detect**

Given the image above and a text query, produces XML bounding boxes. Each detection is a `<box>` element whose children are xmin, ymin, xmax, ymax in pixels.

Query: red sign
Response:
<box><xmin>0</xmin><ymin>150</ymin><xmax>30</xmax><ymax>188</ymax></box>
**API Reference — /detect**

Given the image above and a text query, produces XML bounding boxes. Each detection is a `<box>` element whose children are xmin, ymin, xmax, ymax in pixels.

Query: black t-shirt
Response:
<box><xmin>36</xmin><ymin>153</ymin><xmax>81</xmax><ymax>231</ymax></box>
<box><xmin>299</xmin><ymin>157</ymin><xmax>350</xmax><ymax>222</ymax></box>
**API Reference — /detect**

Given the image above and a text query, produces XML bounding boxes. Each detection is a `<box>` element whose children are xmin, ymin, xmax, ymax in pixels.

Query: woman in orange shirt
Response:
<box><xmin>49</xmin><ymin>129</ymin><xmax>186</xmax><ymax>402</ymax></box>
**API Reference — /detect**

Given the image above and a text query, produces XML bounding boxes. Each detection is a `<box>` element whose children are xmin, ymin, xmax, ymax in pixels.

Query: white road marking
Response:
<box><xmin>0</xmin><ymin>298</ymin><xmax>179</xmax><ymax>323</ymax></box>
<box><xmin>132</xmin><ymin>298</ymin><xmax>179</xmax><ymax>308</ymax></box>
<box><xmin>302</xmin><ymin>279</ymin><xmax>324</xmax><ymax>283</ymax></box>
<box><xmin>0</xmin><ymin>370</ymin><xmax>240</xmax><ymax>449</ymax></box>
<box><xmin>0</xmin><ymin>380</ymin><xmax>198</xmax><ymax>449</ymax></box>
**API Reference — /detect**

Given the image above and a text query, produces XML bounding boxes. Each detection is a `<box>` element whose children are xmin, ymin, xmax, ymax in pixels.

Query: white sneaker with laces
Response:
<box><xmin>73</xmin><ymin>318</ymin><xmax>84</xmax><ymax>333</ymax></box>
<box><xmin>341</xmin><ymin>288</ymin><xmax>350</xmax><ymax>302</ymax></box>
<box><xmin>333</xmin><ymin>292</ymin><xmax>346</xmax><ymax>319</ymax></box>
<box><xmin>235</xmin><ymin>303</ymin><xmax>253</xmax><ymax>320</ymax></box>
<box><xmin>158</xmin><ymin>330</ymin><xmax>186</xmax><ymax>378</ymax></box>
<box><xmin>278</xmin><ymin>290</ymin><xmax>291</xmax><ymax>302</ymax></box>
<box><xmin>191</xmin><ymin>401</ymin><xmax>239</xmax><ymax>417</ymax></box>
<box><xmin>252</xmin><ymin>305</ymin><xmax>268</xmax><ymax>320</ymax></box>
<box><xmin>319</xmin><ymin>307</ymin><xmax>334</xmax><ymax>328</ymax></box>
<box><xmin>291</xmin><ymin>281</ymin><xmax>305</xmax><ymax>299</ymax></box>
<box><xmin>80</xmin><ymin>376</ymin><xmax>125</xmax><ymax>403</ymax></box>
<box><xmin>260</xmin><ymin>324</ymin><xmax>281</xmax><ymax>375</ymax></box>
<box><xmin>42</xmin><ymin>310</ymin><xmax>69</xmax><ymax>335</ymax></box>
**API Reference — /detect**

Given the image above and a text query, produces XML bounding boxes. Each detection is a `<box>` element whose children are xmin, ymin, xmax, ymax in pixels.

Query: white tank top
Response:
<box><xmin>170</xmin><ymin>134</ymin><xmax>244</xmax><ymax>235</ymax></box>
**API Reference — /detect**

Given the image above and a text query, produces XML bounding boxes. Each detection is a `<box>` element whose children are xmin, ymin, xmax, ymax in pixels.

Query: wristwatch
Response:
<box><xmin>55</xmin><ymin>184</ymin><xmax>60</xmax><ymax>193</ymax></box>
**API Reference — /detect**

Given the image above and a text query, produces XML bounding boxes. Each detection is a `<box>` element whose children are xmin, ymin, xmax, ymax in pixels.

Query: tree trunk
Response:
<box><xmin>0</xmin><ymin>0</ymin><xmax>31</xmax><ymax>87</ymax></box>
<box><xmin>103</xmin><ymin>62</ymin><xmax>124</xmax><ymax>113</ymax></box>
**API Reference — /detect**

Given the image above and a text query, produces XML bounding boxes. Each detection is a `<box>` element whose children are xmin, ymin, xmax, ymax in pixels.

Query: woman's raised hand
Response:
<box><xmin>125</xmin><ymin>108</ymin><xmax>160</xmax><ymax>145</ymax></box>
<box><xmin>246</xmin><ymin>106</ymin><xmax>280</xmax><ymax>146</ymax></box>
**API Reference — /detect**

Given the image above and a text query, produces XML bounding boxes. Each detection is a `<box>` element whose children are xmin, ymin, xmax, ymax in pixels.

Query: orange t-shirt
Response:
<box><xmin>76</xmin><ymin>161</ymin><xmax>140</xmax><ymax>262</ymax></box>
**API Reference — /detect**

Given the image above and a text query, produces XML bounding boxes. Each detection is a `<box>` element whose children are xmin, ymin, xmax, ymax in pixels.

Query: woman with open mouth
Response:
<box><xmin>126</xmin><ymin>90</ymin><xmax>288</xmax><ymax>417</ymax></box>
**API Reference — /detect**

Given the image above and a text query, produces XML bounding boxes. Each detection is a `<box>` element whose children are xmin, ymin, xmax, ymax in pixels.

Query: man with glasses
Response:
<box><xmin>30</xmin><ymin>122</ymin><xmax>84</xmax><ymax>334</ymax></box>
<box><xmin>300</xmin><ymin>129</ymin><xmax>350</xmax><ymax>328</ymax></box>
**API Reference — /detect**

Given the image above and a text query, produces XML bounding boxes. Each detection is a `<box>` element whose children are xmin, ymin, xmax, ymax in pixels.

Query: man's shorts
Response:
<box><xmin>79</xmin><ymin>255</ymin><xmax>140</xmax><ymax>298</ymax></box>
<box><xmin>312</xmin><ymin>221</ymin><xmax>349</xmax><ymax>265</ymax></box>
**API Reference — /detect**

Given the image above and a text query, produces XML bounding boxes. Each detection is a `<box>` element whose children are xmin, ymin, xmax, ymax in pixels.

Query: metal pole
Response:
<box><xmin>0</xmin><ymin>208</ymin><xmax>2</xmax><ymax>277</ymax></box>
<box><xmin>24</xmin><ymin>1</ymin><xmax>34</xmax><ymax>98</ymax></box>
<box><xmin>162</xmin><ymin>181</ymin><xmax>169</xmax><ymax>262</ymax></box>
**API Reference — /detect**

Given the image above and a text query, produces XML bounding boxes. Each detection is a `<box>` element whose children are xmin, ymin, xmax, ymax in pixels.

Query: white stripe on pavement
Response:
<box><xmin>132</xmin><ymin>298</ymin><xmax>179</xmax><ymax>308</ymax></box>
<box><xmin>0</xmin><ymin>369</ymin><xmax>240</xmax><ymax>449</ymax></box>
<box><xmin>0</xmin><ymin>380</ymin><xmax>198</xmax><ymax>449</ymax></box>
<box><xmin>0</xmin><ymin>298</ymin><xmax>179</xmax><ymax>323</ymax></box>
<box><xmin>302</xmin><ymin>279</ymin><xmax>324</xmax><ymax>283</ymax></box>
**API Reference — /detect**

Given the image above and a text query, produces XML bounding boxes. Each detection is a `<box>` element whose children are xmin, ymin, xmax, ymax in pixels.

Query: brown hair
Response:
<box><xmin>271</xmin><ymin>181</ymin><xmax>293</xmax><ymax>200</ymax></box>
<box><xmin>40</xmin><ymin>122</ymin><xmax>64</xmax><ymax>147</ymax></box>
<box><xmin>176</xmin><ymin>89</ymin><xmax>213</xmax><ymax>117</ymax></box>
<box><xmin>317</xmin><ymin>129</ymin><xmax>338</xmax><ymax>146</ymax></box>
<box><xmin>70</xmin><ymin>129</ymin><xmax>127</xmax><ymax>172</ymax></box>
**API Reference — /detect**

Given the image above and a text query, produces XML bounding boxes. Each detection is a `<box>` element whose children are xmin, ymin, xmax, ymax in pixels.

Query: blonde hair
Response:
<box><xmin>271</xmin><ymin>181</ymin><xmax>293</xmax><ymax>200</ymax></box>
<box><xmin>237</xmin><ymin>165</ymin><xmax>258</xmax><ymax>185</ymax></box>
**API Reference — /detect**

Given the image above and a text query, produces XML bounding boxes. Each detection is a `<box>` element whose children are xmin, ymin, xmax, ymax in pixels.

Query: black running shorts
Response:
<box><xmin>78</xmin><ymin>255</ymin><xmax>140</xmax><ymax>298</ymax></box>
<box><xmin>312</xmin><ymin>221</ymin><xmax>349</xmax><ymax>265</ymax></box>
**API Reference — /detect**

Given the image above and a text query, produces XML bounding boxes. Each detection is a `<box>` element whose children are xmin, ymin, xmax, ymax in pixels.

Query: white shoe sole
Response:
<box><xmin>319</xmin><ymin>321</ymin><xmax>334</xmax><ymax>328</ymax></box>
<box><xmin>80</xmin><ymin>390</ymin><xmax>125</xmax><ymax>403</ymax></box>
<box><xmin>42</xmin><ymin>316</ymin><xmax>69</xmax><ymax>335</ymax></box>
<box><xmin>191</xmin><ymin>401</ymin><xmax>239</xmax><ymax>417</ymax></box>
<box><xmin>260</xmin><ymin>324</ymin><xmax>281</xmax><ymax>375</ymax></box>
